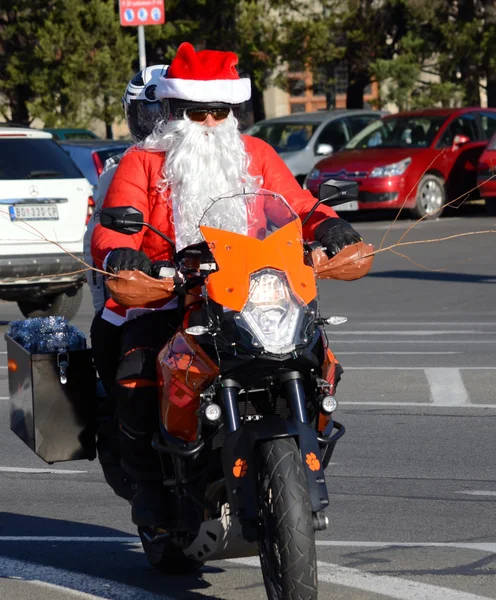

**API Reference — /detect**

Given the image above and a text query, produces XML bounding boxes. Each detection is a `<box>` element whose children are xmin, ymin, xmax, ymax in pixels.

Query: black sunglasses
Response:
<box><xmin>185</xmin><ymin>108</ymin><xmax>231</xmax><ymax>122</ymax></box>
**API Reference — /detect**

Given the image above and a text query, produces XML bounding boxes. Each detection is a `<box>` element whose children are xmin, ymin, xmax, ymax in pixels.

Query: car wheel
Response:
<box><xmin>17</xmin><ymin>286</ymin><xmax>83</xmax><ymax>321</ymax></box>
<box><xmin>485</xmin><ymin>199</ymin><xmax>496</xmax><ymax>216</ymax></box>
<box><xmin>411</xmin><ymin>174</ymin><xmax>446</xmax><ymax>220</ymax></box>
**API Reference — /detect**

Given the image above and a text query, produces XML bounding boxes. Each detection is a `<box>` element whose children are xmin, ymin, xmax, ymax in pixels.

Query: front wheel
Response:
<box><xmin>410</xmin><ymin>174</ymin><xmax>446</xmax><ymax>220</ymax></box>
<box><xmin>258</xmin><ymin>438</ymin><xmax>317</xmax><ymax>600</ymax></box>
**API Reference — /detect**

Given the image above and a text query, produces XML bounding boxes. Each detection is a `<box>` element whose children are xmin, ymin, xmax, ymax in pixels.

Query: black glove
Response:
<box><xmin>314</xmin><ymin>218</ymin><xmax>362</xmax><ymax>258</ymax></box>
<box><xmin>105</xmin><ymin>247</ymin><xmax>152</xmax><ymax>275</ymax></box>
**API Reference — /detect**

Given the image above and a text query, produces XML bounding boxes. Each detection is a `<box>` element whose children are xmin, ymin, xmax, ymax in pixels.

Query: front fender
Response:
<box><xmin>221</xmin><ymin>416</ymin><xmax>329</xmax><ymax>522</ymax></box>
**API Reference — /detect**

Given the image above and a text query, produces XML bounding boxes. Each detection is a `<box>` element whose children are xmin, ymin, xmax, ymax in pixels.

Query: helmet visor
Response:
<box><xmin>126</xmin><ymin>100</ymin><xmax>167</xmax><ymax>142</ymax></box>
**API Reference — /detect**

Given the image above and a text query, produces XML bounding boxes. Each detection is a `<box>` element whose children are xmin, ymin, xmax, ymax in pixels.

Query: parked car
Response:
<box><xmin>305</xmin><ymin>107</ymin><xmax>496</xmax><ymax>218</ymax></box>
<box><xmin>0</xmin><ymin>129</ymin><xmax>93</xmax><ymax>319</ymax></box>
<box><xmin>59</xmin><ymin>141</ymin><xmax>132</xmax><ymax>221</ymax></box>
<box><xmin>477</xmin><ymin>131</ymin><xmax>496</xmax><ymax>215</ymax></box>
<box><xmin>44</xmin><ymin>128</ymin><xmax>100</xmax><ymax>141</ymax></box>
<box><xmin>246</xmin><ymin>109</ymin><xmax>385</xmax><ymax>185</ymax></box>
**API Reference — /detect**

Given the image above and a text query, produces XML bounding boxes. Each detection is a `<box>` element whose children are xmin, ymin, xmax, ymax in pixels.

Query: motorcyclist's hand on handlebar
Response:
<box><xmin>314</xmin><ymin>218</ymin><xmax>362</xmax><ymax>258</ymax></box>
<box><xmin>105</xmin><ymin>247</ymin><xmax>152</xmax><ymax>276</ymax></box>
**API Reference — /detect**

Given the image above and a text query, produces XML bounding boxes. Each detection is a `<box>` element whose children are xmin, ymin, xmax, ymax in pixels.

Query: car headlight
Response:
<box><xmin>307</xmin><ymin>168</ymin><xmax>320</xmax><ymax>180</ymax></box>
<box><xmin>370</xmin><ymin>157</ymin><xmax>411</xmax><ymax>178</ymax></box>
<box><xmin>238</xmin><ymin>269</ymin><xmax>304</xmax><ymax>354</ymax></box>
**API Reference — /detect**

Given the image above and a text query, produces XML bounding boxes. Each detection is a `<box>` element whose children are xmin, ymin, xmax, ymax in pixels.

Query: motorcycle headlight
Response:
<box><xmin>370</xmin><ymin>157</ymin><xmax>411</xmax><ymax>178</ymax></box>
<box><xmin>239</xmin><ymin>269</ymin><xmax>304</xmax><ymax>354</ymax></box>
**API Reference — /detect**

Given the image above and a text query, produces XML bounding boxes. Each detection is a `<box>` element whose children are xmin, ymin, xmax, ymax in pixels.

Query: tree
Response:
<box><xmin>0</xmin><ymin>1</ymin><xmax>54</xmax><ymax>124</ymax></box>
<box><xmin>0</xmin><ymin>0</ymin><xmax>135</xmax><ymax>135</ymax></box>
<box><xmin>144</xmin><ymin>0</ymin><xmax>310</xmax><ymax>122</ymax></box>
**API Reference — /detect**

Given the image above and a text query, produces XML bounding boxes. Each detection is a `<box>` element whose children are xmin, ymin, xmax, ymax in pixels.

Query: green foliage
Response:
<box><xmin>0</xmin><ymin>0</ymin><xmax>135</xmax><ymax>128</ymax></box>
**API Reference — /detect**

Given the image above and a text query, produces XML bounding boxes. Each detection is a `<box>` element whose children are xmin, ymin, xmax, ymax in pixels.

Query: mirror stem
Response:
<box><xmin>301</xmin><ymin>200</ymin><xmax>325</xmax><ymax>227</ymax></box>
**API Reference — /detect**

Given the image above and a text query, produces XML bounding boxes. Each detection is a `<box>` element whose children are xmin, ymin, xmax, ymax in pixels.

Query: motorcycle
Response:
<box><xmin>97</xmin><ymin>178</ymin><xmax>374</xmax><ymax>599</ymax></box>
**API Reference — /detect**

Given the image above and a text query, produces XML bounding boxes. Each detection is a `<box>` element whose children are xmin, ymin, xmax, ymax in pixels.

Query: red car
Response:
<box><xmin>305</xmin><ymin>108</ymin><xmax>496</xmax><ymax>219</ymax></box>
<box><xmin>477</xmin><ymin>131</ymin><xmax>496</xmax><ymax>215</ymax></box>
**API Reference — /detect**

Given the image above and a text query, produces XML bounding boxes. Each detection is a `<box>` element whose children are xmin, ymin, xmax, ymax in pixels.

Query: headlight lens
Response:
<box><xmin>370</xmin><ymin>157</ymin><xmax>411</xmax><ymax>178</ymax></box>
<box><xmin>239</xmin><ymin>270</ymin><xmax>303</xmax><ymax>354</ymax></box>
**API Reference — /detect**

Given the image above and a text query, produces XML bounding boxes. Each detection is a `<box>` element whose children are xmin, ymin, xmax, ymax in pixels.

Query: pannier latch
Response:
<box><xmin>57</xmin><ymin>352</ymin><xmax>69</xmax><ymax>385</ymax></box>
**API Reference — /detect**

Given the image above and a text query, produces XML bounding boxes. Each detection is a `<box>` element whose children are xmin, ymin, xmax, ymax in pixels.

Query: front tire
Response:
<box><xmin>138</xmin><ymin>527</ymin><xmax>203</xmax><ymax>575</ymax></box>
<box><xmin>258</xmin><ymin>438</ymin><xmax>317</xmax><ymax>600</ymax></box>
<box><xmin>411</xmin><ymin>174</ymin><xmax>446</xmax><ymax>219</ymax></box>
<box><xmin>17</xmin><ymin>286</ymin><xmax>83</xmax><ymax>320</ymax></box>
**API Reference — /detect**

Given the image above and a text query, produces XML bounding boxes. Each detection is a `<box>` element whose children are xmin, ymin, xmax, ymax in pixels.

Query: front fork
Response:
<box><xmin>218</xmin><ymin>372</ymin><xmax>334</xmax><ymax>520</ymax></box>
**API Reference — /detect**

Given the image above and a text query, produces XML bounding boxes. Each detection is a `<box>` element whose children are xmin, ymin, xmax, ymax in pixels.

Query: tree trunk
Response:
<box><xmin>105</xmin><ymin>122</ymin><xmax>113</xmax><ymax>139</ymax></box>
<box><xmin>9</xmin><ymin>85</ymin><xmax>31</xmax><ymax>125</ymax></box>
<box><xmin>251</xmin><ymin>82</ymin><xmax>265</xmax><ymax>123</ymax></box>
<box><xmin>482</xmin><ymin>0</ymin><xmax>496</xmax><ymax>107</ymax></box>
<box><xmin>346</xmin><ymin>74</ymin><xmax>369</xmax><ymax>109</ymax></box>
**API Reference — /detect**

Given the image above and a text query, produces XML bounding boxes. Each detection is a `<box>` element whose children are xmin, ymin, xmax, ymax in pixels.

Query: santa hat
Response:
<box><xmin>156</xmin><ymin>42</ymin><xmax>251</xmax><ymax>105</ymax></box>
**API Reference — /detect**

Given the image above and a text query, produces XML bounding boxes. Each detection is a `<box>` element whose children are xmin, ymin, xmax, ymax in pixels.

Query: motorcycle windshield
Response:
<box><xmin>199</xmin><ymin>189</ymin><xmax>317</xmax><ymax>312</ymax></box>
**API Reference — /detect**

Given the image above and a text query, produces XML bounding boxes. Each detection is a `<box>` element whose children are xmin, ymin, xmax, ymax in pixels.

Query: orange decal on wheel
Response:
<box><xmin>233</xmin><ymin>458</ymin><xmax>248</xmax><ymax>478</ymax></box>
<box><xmin>306</xmin><ymin>452</ymin><xmax>320</xmax><ymax>472</ymax></box>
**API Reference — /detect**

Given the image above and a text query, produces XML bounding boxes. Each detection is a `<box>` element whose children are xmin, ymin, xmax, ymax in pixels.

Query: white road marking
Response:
<box><xmin>329</xmin><ymin>330</ymin><xmax>496</xmax><ymax>335</ymax></box>
<box><xmin>330</xmin><ymin>340</ymin><xmax>496</xmax><ymax>343</ymax></box>
<box><xmin>229</xmin><ymin>557</ymin><xmax>493</xmax><ymax>600</ymax></box>
<box><xmin>315</xmin><ymin>541</ymin><xmax>496</xmax><ymax>553</ymax></box>
<box><xmin>0</xmin><ymin>467</ymin><xmax>88</xmax><ymax>474</ymax></box>
<box><xmin>1</xmin><ymin>538</ymin><xmax>493</xmax><ymax>599</ymax></box>
<box><xmin>0</xmin><ymin>536</ymin><xmax>138</xmax><ymax>542</ymax></box>
<box><xmin>337</xmin><ymin>351</ymin><xmax>461</xmax><ymax>355</ymax></box>
<box><xmin>425</xmin><ymin>368</ymin><xmax>469</xmax><ymax>405</ymax></box>
<box><xmin>455</xmin><ymin>490</ymin><xmax>496</xmax><ymax>497</ymax></box>
<box><xmin>341</xmin><ymin>366</ymin><xmax>495</xmax><ymax>370</ymax></box>
<box><xmin>340</xmin><ymin>402</ymin><xmax>496</xmax><ymax>408</ymax></box>
<box><xmin>0</xmin><ymin>555</ymin><xmax>171</xmax><ymax>600</ymax></box>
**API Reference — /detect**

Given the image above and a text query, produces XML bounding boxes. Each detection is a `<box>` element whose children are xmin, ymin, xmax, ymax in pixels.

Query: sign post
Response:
<box><xmin>119</xmin><ymin>0</ymin><xmax>165</xmax><ymax>70</ymax></box>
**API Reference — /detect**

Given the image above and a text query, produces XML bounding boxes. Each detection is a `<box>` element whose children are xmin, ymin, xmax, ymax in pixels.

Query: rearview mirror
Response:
<box><xmin>452</xmin><ymin>134</ymin><xmax>470</xmax><ymax>150</ymax></box>
<box><xmin>315</xmin><ymin>143</ymin><xmax>333</xmax><ymax>156</ymax></box>
<box><xmin>100</xmin><ymin>206</ymin><xmax>144</xmax><ymax>235</ymax></box>
<box><xmin>318</xmin><ymin>178</ymin><xmax>359</xmax><ymax>206</ymax></box>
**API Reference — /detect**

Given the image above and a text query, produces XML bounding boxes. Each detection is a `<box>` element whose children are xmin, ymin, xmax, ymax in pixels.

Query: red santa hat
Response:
<box><xmin>156</xmin><ymin>42</ymin><xmax>251</xmax><ymax>105</ymax></box>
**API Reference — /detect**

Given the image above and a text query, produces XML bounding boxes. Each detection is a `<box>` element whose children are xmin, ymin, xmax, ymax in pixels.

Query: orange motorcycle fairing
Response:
<box><xmin>157</xmin><ymin>330</ymin><xmax>219</xmax><ymax>442</ymax></box>
<box><xmin>199</xmin><ymin>218</ymin><xmax>317</xmax><ymax>313</ymax></box>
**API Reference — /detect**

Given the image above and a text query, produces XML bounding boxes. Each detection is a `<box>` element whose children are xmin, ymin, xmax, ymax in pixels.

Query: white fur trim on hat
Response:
<box><xmin>156</xmin><ymin>77</ymin><xmax>251</xmax><ymax>104</ymax></box>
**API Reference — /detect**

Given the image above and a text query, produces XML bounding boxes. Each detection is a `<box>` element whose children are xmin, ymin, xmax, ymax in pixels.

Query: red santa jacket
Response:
<box><xmin>91</xmin><ymin>135</ymin><xmax>338</xmax><ymax>324</ymax></box>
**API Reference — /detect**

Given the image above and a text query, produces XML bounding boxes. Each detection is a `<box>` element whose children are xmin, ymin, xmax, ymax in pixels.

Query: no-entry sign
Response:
<box><xmin>119</xmin><ymin>0</ymin><xmax>165</xmax><ymax>27</ymax></box>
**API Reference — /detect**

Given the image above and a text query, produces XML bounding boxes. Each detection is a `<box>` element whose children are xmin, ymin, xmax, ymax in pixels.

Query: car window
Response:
<box><xmin>315</xmin><ymin>119</ymin><xmax>349</xmax><ymax>152</ymax></box>
<box><xmin>0</xmin><ymin>139</ymin><xmax>83</xmax><ymax>180</ymax></box>
<box><xmin>438</xmin><ymin>114</ymin><xmax>480</xmax><ymax>148</ymax></box>
<box><xmin>347</xmin><ymin>115</ymin><xmax>379</xmax><ymax>137</ymax></box>
<box><xmin>346</xmin><ymin>115</ymin><xmax>447</xmax><ymax>149</ymax></box>
<box><xmin>248</xmin><ymin>122</ymin><xmax>319</xmax><ymax>153</ymax></box>
<box><xmin>64</xmin><ymin>132</ymin><xmax>97</xmax><ymax>140</ymax></box>
<box><xmin>480</xmin><ymin>112</ymin><xmax>496</xmax><ymax>141</ymax></box>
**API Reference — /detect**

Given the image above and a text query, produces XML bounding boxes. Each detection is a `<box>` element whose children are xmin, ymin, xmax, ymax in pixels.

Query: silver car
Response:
<box><xmin>246</xmin><ymin>109</ymin><xmax>386</xmax><ymax>185</ymax></box>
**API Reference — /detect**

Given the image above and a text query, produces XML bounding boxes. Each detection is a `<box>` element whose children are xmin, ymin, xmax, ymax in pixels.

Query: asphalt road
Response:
<box><xmin>0</xmin><ymin>206</ymin><xmax>495</xmax><ymax>599</ymax></box>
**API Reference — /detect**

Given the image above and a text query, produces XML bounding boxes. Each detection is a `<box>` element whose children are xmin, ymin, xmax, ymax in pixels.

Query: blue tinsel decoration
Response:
<box><xmin>7</xmin><ymin>317</ymin><xmax>87</xmax><ymax>353</ymax></box>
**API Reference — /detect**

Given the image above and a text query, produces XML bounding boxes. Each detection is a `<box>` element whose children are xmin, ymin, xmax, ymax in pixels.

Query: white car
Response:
<box><xmin>0</xmin><ymin>128</ymin><xmax>93</xmax><ymax>320</ymax></box>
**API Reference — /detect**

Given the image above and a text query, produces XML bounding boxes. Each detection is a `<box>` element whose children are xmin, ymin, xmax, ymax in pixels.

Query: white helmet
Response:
<box><xmin>122</xmin><ymin>64</ymin><xmax>169</xmax><ymax>142</ymax></box>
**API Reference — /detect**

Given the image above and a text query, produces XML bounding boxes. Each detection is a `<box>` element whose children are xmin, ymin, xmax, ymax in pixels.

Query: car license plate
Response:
<box><xmin>9</xmin><ymin>205</ymin><xmax>59</xmax><ymax>221</ymax></box>
<box><xmin>335</xmin><ymin>201</ymin><xmax>358</xmax><ymax>211</ymax></box>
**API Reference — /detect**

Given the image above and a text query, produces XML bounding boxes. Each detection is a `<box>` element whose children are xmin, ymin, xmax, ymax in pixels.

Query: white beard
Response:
<box><xmin>143</xmin><ymin>112</ymin><xmax>260</xmax><ymax>251</ymax></box>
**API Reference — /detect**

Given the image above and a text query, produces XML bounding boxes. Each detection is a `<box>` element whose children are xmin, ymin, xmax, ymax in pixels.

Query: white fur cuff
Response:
<box><xmin>156</xmin><ymin>77</ymin><xmax>251</xmax><ymax>104</ymax></box>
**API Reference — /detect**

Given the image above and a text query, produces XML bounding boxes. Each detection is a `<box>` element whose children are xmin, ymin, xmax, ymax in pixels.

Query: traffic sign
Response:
<box><xmin>119</xmin><ymin>0</ymin><xmax>165</xmax><ymax>27</ymax></box>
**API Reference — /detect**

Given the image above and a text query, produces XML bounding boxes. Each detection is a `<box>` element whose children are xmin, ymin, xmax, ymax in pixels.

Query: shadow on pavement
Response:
<box><xmin>0</xmin><ymin>513</ymin><xmax>226</xmax><ymax>599</ymax></box>
<box><xmin>368</xmin><ymin>270</ymin><xmax>496</xmax><ymax>284</ymax></box>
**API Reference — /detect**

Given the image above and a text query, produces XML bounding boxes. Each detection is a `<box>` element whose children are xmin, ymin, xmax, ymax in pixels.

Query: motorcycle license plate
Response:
<box><xmin>9</xmin><ymin>204</ymin><xmax>59</xmax><ymax>221</ymax></box>
<box><xmin>335</xmin><ymin>201</ymin><xmax>358</xmax><ymax>212</ymax></box>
